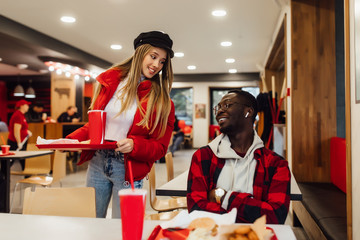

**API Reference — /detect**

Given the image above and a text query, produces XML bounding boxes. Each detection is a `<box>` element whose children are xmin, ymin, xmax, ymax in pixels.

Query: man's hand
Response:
<box><xmin>115</xmin><ymin>138</ymin><xmax>134</xmax><ymax>153</ymax></box>
<box><xmin>27</xmin><ymin>130</ymin><xmax>32</xmax><ymax>137</ymax></box>
<box><xmin>208</xmin><ymin>188</ymin><xmax>226</xmax><ymax>204</ymax></box>
<box><xmin>208</xmin><ymin>188</ymin><xmax>217</xmax><ymax>203</ymax></box>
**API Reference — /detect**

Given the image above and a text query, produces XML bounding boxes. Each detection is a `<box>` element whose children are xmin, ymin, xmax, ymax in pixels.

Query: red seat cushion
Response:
<box><xmin>330</xmin><ymin>137</ymin><xmax>346</xmax><ymax>193</ymax></box>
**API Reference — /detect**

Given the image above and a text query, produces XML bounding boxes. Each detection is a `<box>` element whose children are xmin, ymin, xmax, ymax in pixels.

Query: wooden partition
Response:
<box><xmin>291</xmin><ymin>0</ymin><xmax>336</xmax><ymax>182</ymax></box>
<box><xmin>27</xmin><ymin>122</ymin><xmax>86</xmax><ymax>141</ymax></box>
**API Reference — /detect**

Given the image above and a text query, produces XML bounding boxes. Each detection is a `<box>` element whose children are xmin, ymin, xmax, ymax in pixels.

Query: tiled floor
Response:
<box><xmin>9</xmin><ymin>148</ymin><xmax>308</xmax><ymax>239</ymax></box>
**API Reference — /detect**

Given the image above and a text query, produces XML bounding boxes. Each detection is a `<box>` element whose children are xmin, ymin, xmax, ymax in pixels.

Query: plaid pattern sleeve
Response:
<box><xmin>227</xmin><ymin>148</ymin><xmax>291</xmax><ymax>224</ymax></box>
<box><xmin>187</xmin><ymin>147</ymin><xmax>227</xmax><ymax>214</ymax></box>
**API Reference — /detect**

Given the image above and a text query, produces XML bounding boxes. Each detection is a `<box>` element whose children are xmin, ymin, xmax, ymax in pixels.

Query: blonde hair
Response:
<box><xmin>90</xmin><ymin>44</ymin><xmax>173</xmax><ymax>138</ymax></box>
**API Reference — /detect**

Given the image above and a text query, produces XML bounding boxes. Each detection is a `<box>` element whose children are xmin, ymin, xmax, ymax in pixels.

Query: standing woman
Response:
<box><xmin>8</xmin><ymin>100</ymin><xmax>32</xmax><ymax>170</ymax></box>
<box><xmin>67</xmin><ymin>31</ymin><xmax>175</xmax><ymax>218</ymax></box>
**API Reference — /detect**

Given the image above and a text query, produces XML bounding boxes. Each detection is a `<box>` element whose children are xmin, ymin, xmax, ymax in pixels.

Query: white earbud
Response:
<box><xmin>245</xmin><ymin>112</ymin><xmax>249</xmax><ymax>118</ymax></box>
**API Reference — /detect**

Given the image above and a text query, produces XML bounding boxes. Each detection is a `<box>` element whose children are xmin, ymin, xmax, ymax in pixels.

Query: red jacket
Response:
<box><xmin>67</xmin><ymin>69</ymin><xmax>175</xmax><ymax>181</ymax></box>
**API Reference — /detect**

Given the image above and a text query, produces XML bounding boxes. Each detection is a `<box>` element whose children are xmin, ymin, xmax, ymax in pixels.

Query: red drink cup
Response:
<box><xmin>88</xmin><ymin>110</ymin><xmax>106</xmax><ymax>144</ymax></box>
<box><xmin>119</xmin><ymin>189</ymin><xmax>147</xmax><ymax>240</ymax></box>
<box><xmin>1</xmin><ymin>145</ymin><xmax>10</xmax><ymax>154</ymax></box>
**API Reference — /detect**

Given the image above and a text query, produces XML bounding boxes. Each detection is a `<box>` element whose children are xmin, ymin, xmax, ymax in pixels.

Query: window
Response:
<box><xmin>210</xmin><ymin>87</ymin><xmax>259</xmax><ymax>125</ymax></box>
<box><xmin>170</xmin><ymin>88</ymin><xmax>193</xmax><ymax>125</ymax></box>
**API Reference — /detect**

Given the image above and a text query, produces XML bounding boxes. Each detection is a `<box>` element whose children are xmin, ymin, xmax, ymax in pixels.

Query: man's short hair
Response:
<box><xmin>228</xmin><ymin>89</ymin><xmax>258</xmax><ymax>122</ymax></box>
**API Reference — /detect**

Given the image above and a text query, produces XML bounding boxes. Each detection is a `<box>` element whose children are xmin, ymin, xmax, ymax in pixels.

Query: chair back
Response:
<box><xmin>23</xmin><ymin>187</ymin><xmax>96</xmax><ymax>217</ymax></box>
<box><xmin>148</xmin><ymin>164</ymin><xmax>188</xmax><ymax>212</ymax></box>
<box><xmin>52</xmin><ymin>150</ymin><xmax>67</xmax><ymax>183</ymax></box>
<box><xmin>165</xmin><ymin>152</ymin><xmax>174</xmax><ymax>182</ymax></box>
<box><xmin>22</xmin><ymin>143</ymin><xmax>51</xmax><ymax>174</ymax></box>
<box><xmin>148</xmin><ymin>164</ymin><xmax>157</xmax><ymax>210</ymax></box>
<box><xmin>0</xmin><ymin>131</ymin><xmax>9</xmax><ymax>144</ymax></box>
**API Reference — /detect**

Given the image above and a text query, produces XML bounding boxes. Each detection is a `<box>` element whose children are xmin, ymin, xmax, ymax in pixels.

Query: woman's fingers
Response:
<box><xmin>115</xmin><ymin>138</ymin><xmax>134</xmax><ymax>153</ymax></box>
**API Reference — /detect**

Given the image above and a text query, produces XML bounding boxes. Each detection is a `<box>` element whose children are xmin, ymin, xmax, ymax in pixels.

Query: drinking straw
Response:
<box><xmin>128</xmin><ymin>160</ymin><xmax>135</xmax><ymax>190</ymax></box>
<box><xmin>1</xmin><ymin>135</ymin><xmax>6</xmax><ymax>145</ymax></box>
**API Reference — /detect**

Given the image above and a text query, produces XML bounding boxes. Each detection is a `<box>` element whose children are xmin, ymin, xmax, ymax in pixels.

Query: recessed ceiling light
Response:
<box><xmin>85</xmin><ymin>76</ymin><xmax>90</xmax><ymax>81</ymax></box>
<box><xmin>187</xmin><ymin>65</ymin><xmax>196</xmax><ymax>70</ymax></box>
<box><xmin>111</xmin><ymin>44</ymin><xmax>122</xmax><ymax>50</ymax></box>
<box><xmin>174</xmin><ymin>52</ymin><xmax>184</xmax><ymax>57</ymax></box>
<box><xmin>229</xmin><ymin>69</ymin><xmax>237</xmax><ymax>73</ymax></box>
<box><xmin>60</xmin><ymin>16</ymin><xmax>76</xmax><ymax>23</ymax></box>
<box><xmin>225</xmin><ymin>58</ymin><xmax>235</xmax><ymax>63</ymax></box>
<box><xmin>17</xmin><ymin>64</ymin><xmax>28</xmax><ymax>69</ymax></box>
<box><xmin>221</xmin><ymin>41</ymin><xmax>232</xmax><ymax>47</ymax></box>
<box><xmin>212</xmin><ymin>10</ymin><xmax>227</xmax><ymax>17</ymax></box>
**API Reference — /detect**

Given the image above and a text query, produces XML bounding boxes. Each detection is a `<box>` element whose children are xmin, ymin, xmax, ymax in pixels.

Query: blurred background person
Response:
<box><xmin>0</xmin><ymin>117</ymin><xmax>8</xmax><ymax>132</ymax></box>
<box><xmin>8</xmin><ymin>100</ymin><xmax>32</xmax><ymax>170</ymax></box>
<box><xmin>25</xmin><ymin>101</ymin><xmax>47</xmax><ymax>123</ymax></box>
<box><xmin>57</xmin><ymin>106</ymin><xmax>81</xmax><ymax>123</ymax></box>
<box><xmin>169</xmin><ymin>115</ymin><xmax>184</xmax><ymax>156</ymax></box>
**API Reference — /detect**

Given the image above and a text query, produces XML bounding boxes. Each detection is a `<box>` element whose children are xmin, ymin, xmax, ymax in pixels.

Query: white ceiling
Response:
<box><xmin>0</xmin><ymin>0</ymin><xmax>282</xmax><ymax>75</ymax></box>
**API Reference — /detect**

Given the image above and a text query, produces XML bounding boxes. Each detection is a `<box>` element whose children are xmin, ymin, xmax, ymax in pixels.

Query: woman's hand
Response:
<box><xmin>115</xmin><ymin>138</ymin><xmax>134</xmax><ymax>153</ymax></box>
<box><xmin>27</xmin><ymin>130</ymin><xmax>32</xmax><ymax>137</ymax></box>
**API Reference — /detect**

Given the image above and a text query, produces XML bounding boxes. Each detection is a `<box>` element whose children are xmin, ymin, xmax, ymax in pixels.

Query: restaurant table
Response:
<box><xmin>157</xmin><ymin>170</ymin><xmax>302</xmax><ymax>200</ymax></box>
<box><xmin>0</xmin><ymin>213</ymin><xmax>296</xmax><ymax>240</ymax></box>
<box><xmin>0</xmin><ymin>150</ymin><xmax>54</xmax><ymax>213</ymax></box>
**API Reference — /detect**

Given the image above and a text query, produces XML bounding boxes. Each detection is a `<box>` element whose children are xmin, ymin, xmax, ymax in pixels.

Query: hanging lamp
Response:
<box><xmin>14</xmin><ymin>74</ymin><xmax>25</xmax><ymax>97</ymax></box>
<box><xmin>25</xmin><ymin>80</ymin><xmax>36</xmax><ymax>98</ymax></box>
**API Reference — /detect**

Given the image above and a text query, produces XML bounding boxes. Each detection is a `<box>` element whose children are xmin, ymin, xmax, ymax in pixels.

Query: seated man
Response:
<box><xmin>187</xmin><ymin>90</ymin><xmax>290</xmax><ymax>224</ymax></box>
<box><xmin>57</xmin><ymin>106</ymin><xmax>81</xmax><ymax>123</ymax></box>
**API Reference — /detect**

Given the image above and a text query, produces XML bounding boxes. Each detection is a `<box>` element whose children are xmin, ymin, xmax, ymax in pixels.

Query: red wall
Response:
<box><xmin>0</xmin><ymin>81</ymin><xmax>8</xmax><ymax>124</ymax></box>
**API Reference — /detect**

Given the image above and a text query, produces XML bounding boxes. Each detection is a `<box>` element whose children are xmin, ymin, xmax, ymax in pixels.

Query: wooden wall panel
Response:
<box><xmin>291</xmin><ymin>0</ymin><xmax>337</xmax><ymax>182</ymax></box>
<box><xmin>51</xmin><ymin>73</ymin><xmax>76</xmax><ymax>121</ymax></box>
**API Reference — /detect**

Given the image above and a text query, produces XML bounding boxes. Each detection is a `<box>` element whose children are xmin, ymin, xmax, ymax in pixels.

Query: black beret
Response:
<box><xmin>134</xmin><ymin>31</ymin><xmax>174</xmax><ymax>58</ymax></box>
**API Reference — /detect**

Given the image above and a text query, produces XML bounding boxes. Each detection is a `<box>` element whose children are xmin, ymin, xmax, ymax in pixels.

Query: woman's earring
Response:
<box><xmin>245</xmin><ymin>112</ymin><xmax>249</xmax><ymax>118</ymax></box>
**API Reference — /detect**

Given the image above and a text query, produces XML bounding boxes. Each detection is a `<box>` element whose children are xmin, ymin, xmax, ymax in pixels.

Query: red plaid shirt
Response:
<box><xmin>187</xmin><ymin>146</ymin><xmax>290</xmax><ymax>224</ymax></box>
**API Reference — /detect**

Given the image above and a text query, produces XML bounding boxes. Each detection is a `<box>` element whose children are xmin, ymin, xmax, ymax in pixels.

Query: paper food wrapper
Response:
<box><xmin>36</xmin><ymin>136</ymin><xmax>79</xmax><ymax>145</ymax></box>
<box><xmin>160</xmin><ymin>208</ymin><xmax>237</xmax><ymax>230</ymax></box>
<box><xmin>217</xmin><ymin>215</ymin><xmax>274</xmax><ymax>240</ymax></box>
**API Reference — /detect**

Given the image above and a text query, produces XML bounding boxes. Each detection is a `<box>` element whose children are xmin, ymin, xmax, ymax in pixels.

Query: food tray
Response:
<box><xmin>0</xmin><ymin>152</ymin><xmax>15</xmax><ymax>157</ymax></box>
<box><xmin>36</xmin><ymin>142</ymin><xmax>117</xmax><ymax>150</ymax></box>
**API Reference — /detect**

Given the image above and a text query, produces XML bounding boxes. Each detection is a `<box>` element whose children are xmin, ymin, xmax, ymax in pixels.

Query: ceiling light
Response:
<box><xmin>61</xmin><ymin>16</ymin><xmax>76</xmax><ymax>23</ymax></box>
<box><xmin>225</xmin><ymin>58</ymin><xmax>235</xmax><ymax>63</ymax></box>
<box><xmin>25</xmin><ymin>86</ymin><xmax>36</xmax><ymax>98</ymax></box>
<box><xmin>229</xmin><ymin>69</ymin><xmax>237</xmax><ymax>73</ymax></box>
<box><xmin>14</xmin><ymin>84</ymin><xmax>25</xmax><ymax>97</ymax></box>
<box><xmin>74</xmin><ymin>75</ymin><xmax>80</xmax><ymax>80</ymax></box>
<box><xmin>174</xmin><ymin>52</ymin><xmax>184</xmax><ymax>57</ymax></box>
<box><xmin>17</xmin><ymin>64</ymin><xmax>28</xmax><ymax>69</ymax></box>
<box><xmin>221</xmin><ymin>41</ymin><xmax>232</xmax><ymax>47</ymax></box>
<box><xmin>56</xmin><ymin>69</ymin><xmax>62</xmax><ymax>75</ymax></box>
<box><xmin>39</xmin><ymin>69</ymin><xmax>49</xmax><ymax>74</ymax></box>
<box><xmin>48</xmin><ymin>66</ymin><xmax>55</xmax><ymax>71</ymax></box>
<box><xmin>0</xmin><ymin>57</ymin><xmax>2</xmax><ymax>61</ymax></box>
<box><xmin>111</xmin><ymin>44</ymin><xmax>122</xmax><ymax>50</ymax></box>
<box><xmin>187</xmin><ymin>65</ymin><xmax>196</xmax><ymax>70</ymax></box>
<box><xmin>84</xmin><ymin>76</ymin><xmax>90</xmax><ymax>81</ymax></box>
<box><xmin>212</xmin><ymin>10</ymin><xmax>227</xmax><ymax>17</ymax></box>
<box><xmin>65</xmin><ymin>72</ymin><xmax>71</xmax><ymax>77</ymax></box>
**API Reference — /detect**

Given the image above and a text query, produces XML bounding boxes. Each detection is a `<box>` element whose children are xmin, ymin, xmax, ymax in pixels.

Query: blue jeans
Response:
<box><xmin>86</xmin><ymin>150</ymin><xmax>143</xmax><ymax>218</ymax></box>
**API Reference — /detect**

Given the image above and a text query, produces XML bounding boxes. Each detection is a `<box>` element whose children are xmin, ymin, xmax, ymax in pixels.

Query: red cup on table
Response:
<box><xmin>88</xmin><ymin>110</ymin><xmax>106</xmax><ymax>144</ymax></box>
<box><xmin>118</xmin><ymin>189</ymin><xmax>147</xmax><ymax>240</ymax></box>
<box><xmin>1</xmin><ymin>145</ymin><xmax>10</xmax><ymax>154</ymax></box>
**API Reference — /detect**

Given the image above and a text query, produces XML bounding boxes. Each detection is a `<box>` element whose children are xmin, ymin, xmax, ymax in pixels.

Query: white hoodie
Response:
<box><xmin>207</xmin><ymin>130</ymin><xmax>264</xmax><ymax>209</ymax></box>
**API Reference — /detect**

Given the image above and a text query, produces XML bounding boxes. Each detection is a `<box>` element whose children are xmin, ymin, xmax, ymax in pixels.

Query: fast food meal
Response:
<box><xmin>227</xmin><ymin>225</ymin><xmax>259</xmax><ymax>240</ymax></box>
<box><xmin>187</xmin><ymin>217</ymin><xmax>218</xmax><ymax>239</ymax></box>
